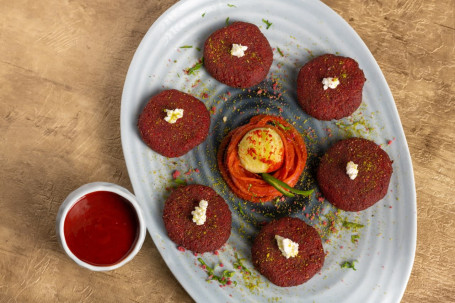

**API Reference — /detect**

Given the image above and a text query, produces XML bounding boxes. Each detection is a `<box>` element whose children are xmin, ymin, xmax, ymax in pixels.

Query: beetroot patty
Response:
<box><xmin>138</xmin><ymin>89</ymin><xmax>210</xmax><ymax>158</ymax></box>
<box><xmin>317</xmin><ymin>137</ymin><xmax>393</xmax><ymax>212</ymax></box>
<box><xmin>252</xmin><ymin>217</ymin><xmax>325</xmax><ymax>287</ymax></box>
<box><xmin>204</xmin><ymin>21</ymin><xmax>273</xmax><ymax>88</ymax></box>
<box><xmin>297</xmin><ymin>54</ymin><xmax>366</xmax><ymax>120</ymax></box>
<box><xmin>163</xmin><ymin>184</ymin><xmax>231</xmax><ymax>253</ymax></box>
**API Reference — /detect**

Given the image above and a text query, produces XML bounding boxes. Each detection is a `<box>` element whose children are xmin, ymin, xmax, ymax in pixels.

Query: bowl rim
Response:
<box><xmin>56</xmin><ymin>182</ymin><xmax>147</xmax><ymax>271</ymax></box>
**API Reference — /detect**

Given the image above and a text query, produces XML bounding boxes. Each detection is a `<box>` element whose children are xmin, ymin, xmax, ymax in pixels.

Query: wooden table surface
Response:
<box><xmin>1</xmin><ymin>0</ymin><xmax>453</xmax><ymax>301</ymax></box>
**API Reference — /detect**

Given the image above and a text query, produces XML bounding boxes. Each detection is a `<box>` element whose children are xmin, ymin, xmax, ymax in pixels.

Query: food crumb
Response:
<box><xmin>172</xmin><ymin>170</ymin><xmax>181</xmax><ymax>179</ymax></box>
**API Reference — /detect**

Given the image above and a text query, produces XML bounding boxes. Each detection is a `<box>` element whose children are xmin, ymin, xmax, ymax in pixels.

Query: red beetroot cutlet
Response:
<box><xmin>137</xmin><ymin>89</ymin><xmax>210</xmax><ymax>158</ymax></box>
<box><xmin>317</xmin><ymin>137</ymin><xmax>393</xmax><ymax>212</ymax></box>
<box><xmin>163</xmin><ymin>184</ymin><xmax>232</xmax><ymax>253</ymax></box>
<box><xmin>252</xmin><ymin>217</ymin><xmax>325</xmax><ymax>287</ymax></box>
<box><xmin>204</xmin><ymin>21</ymin><xmax>273</xmax><ymax>88</ymax></box>
<box><xmin>297</xmin><ymin>54</ymin><xmax>366</xmax><ymax>120</ymax></box>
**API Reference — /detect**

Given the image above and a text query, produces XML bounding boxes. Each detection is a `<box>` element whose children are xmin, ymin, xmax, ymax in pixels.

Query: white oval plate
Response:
<box><xmin>120</xmin><ymin>0</ymin><xmax>416</xmax><ymax>302</ymax></box>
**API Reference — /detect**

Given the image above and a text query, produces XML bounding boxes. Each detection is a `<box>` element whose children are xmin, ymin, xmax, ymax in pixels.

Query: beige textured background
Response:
<box><xmin>0</xmin><ymin>0</ymin><xmax>454</xmax><ymax>302</ymax></box>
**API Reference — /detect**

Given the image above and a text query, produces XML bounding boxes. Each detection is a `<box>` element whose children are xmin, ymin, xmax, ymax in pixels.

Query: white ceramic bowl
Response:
<box><xmin>56</xmin><ymin>182</ymin><xmax>147</xmax><ymax>271</ymax></box>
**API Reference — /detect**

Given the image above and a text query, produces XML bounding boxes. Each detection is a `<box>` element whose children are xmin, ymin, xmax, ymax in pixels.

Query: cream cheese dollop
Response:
<box><xmin>231</xmin><ymin>44</ymin><xmax>248</xmax><ymax>58</ymax></box>
<box><xmin>275</xmin><ymin>235</ymin><xmax>299</xmax><ymax>259</ymax></box>
<box><xmin>346</xmin><ymin>161</ymin><xmax>359</xmax><ymax>180</ymax></box>
<box><xmin>191</xmin><ymin>200</ymin><xmax>208</xmax><ymax>225</ymax></box>
<box><xmin>322</xmin><ymin>77</ymin><xmax>340</xmax><ymax>90</ymax></box>
<box><xmin>164</xmin><ymin>108</ymin><xmax>184</xmax><ymax>124</ymax></box>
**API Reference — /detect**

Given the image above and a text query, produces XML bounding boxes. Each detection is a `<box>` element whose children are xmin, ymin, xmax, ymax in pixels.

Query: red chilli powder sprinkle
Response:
<box><xmin>172</xmin><ymin>170</ymin><xmax>181</xmax><ymax>179</ymax></box>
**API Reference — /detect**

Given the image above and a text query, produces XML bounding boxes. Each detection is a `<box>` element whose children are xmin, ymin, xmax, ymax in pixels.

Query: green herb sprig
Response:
<box><xmin>233</xmin><ymin>253</ymin><xmax>251</xmax><ymax>275</ymax></box>
<box><xmin>277</xmin><ymin>47</ymin><xmax>284</xmax><ymax>57</ymax></box>
<box><xmin>198</xmin><ymin>258</ymin><xmax>236</xmax><ymax>286</ymax></box>
<box><xmin>272</xmin><ymin>121</ymin><xmax>290</xmax><ymax>131</ymax></box>
<box><xmin>261</xmin><ymin>173</ymin><xmax>313</xmax><ymax>198</ymax></box>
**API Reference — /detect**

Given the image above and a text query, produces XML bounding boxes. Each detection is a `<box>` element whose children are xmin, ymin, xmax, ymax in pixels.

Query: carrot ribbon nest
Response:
<box><xmin>217</xmin><ymin>115</ymin><xmax>308</xmax><ymax>203</ymax></box>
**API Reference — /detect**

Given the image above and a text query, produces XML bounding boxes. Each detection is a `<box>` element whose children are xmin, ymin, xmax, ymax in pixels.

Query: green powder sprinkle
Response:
<box><xmin>342</xmin><ymin>220</ymin><xmax>364</xmax><ymax>231</ymax></box>
<box><xmin>351</xmin><ymin>234</ymin><xmax>360</xmax><ymax>243</ymax></box>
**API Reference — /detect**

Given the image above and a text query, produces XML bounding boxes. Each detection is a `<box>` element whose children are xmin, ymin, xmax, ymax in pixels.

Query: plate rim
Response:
<box><xmin>120</xmin><ymin>0</ymin><xmax>417</xmax><ymax>301</ymax></box>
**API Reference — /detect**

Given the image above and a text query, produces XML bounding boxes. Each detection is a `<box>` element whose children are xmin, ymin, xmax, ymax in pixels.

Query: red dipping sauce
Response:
<box><xmin>64</xmin><ymin>191</ymin><xmax>139</xmax><ymax>266</ymax></box>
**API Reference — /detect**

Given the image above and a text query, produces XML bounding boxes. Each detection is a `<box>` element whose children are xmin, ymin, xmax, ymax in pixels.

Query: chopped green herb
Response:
<box><xmin>186</xmin><ymin>63</ymin><xmax>202</xmax><ymax>75</ymax></box>
<box><xmin>186</xmin><ymin>57</ymin><xmax>204</xmax><ymax>75</ymax></box>
<box><xmin>262</xmin><ymin>18</ymin><xmax>272</xmax><ymax>29</ymax></box>
<box><xmin>174</xmin><ymin>178</ymin><xmax>187</xmax><ymax>185</ymax></box>
<box><xmin>277</xmin><ymin>47</ymin><xmax>284</xmax><ymax>57</ymax></box>
<box><xmin>180</xmin><ymin>45</ymin><xmax>193</xmax><ymax>48</ymax></box>
<box><xmin>351</xmin><ymin>234</ymin><xmax>360</xmax><ymax>243</ymax></box>
<box><xmin>340</xmin><ymin>260</ymin><xmax>357</xmax><ymax>270</ymax></box>
<box><xmin>196</xmin><ymin>47</ymin><xmax>201</xmax><ymax>51</ymax></box>
<box><xmin>238</xmin><ymin>202</ymin><xmax>245</xmax><ymax>216</ymax></box>
<box><xmin>342</xmin><ymin>220</ymin><xmax>364</xmax><ymax>231</ymax></box>
<box><xmin>225</xmin><ymin>17</ymin><xmax>230</xmax><ymax>25</ymax></box>
<box><xmin>222</xmin><ymin>270</ymin><xmax>235</xmax><ymax>278</ymax></box>
<box><xmin>227</xmin><ymin>3</ymin><xmax>236</xmax><ymax>7</ymax></box>
<box><xmin>202</xmin><ymin>12</ymin><xmax>206</xmax><ymax>17</ymax></box>
<box><xmin>247</xmin><ymin>184</ymin><xmax>252</xmax><ymax>191</ymax></box>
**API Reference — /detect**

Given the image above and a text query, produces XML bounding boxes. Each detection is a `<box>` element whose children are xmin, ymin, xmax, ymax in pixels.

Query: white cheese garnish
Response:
<box><xmin>322</xmin><ymin>77</ymin><xmax>340</xmax><ymax>90</ymax></box>
<box><xmin>231</xmin><ymin>44</ymin><xmax>248</xmax><ymax>58</ymax></box>
<box><xmin>164</xmin><ymin>108</ymin><xmax>184</xmax><ymax>124</ymax></box>
<box><xmin>346</xmin><ymin>161</ymin><xmax>359</xmax><ymax>180</ymax></box>
<box><xmin>191</xmin><ymin>200</ymin><xmax>208</xmax><ymax>225</ymax></box>
<box><xmin>275</xmin><ymin>235</ymin><xmax>299</xmax><ymax>259</ymax></box>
